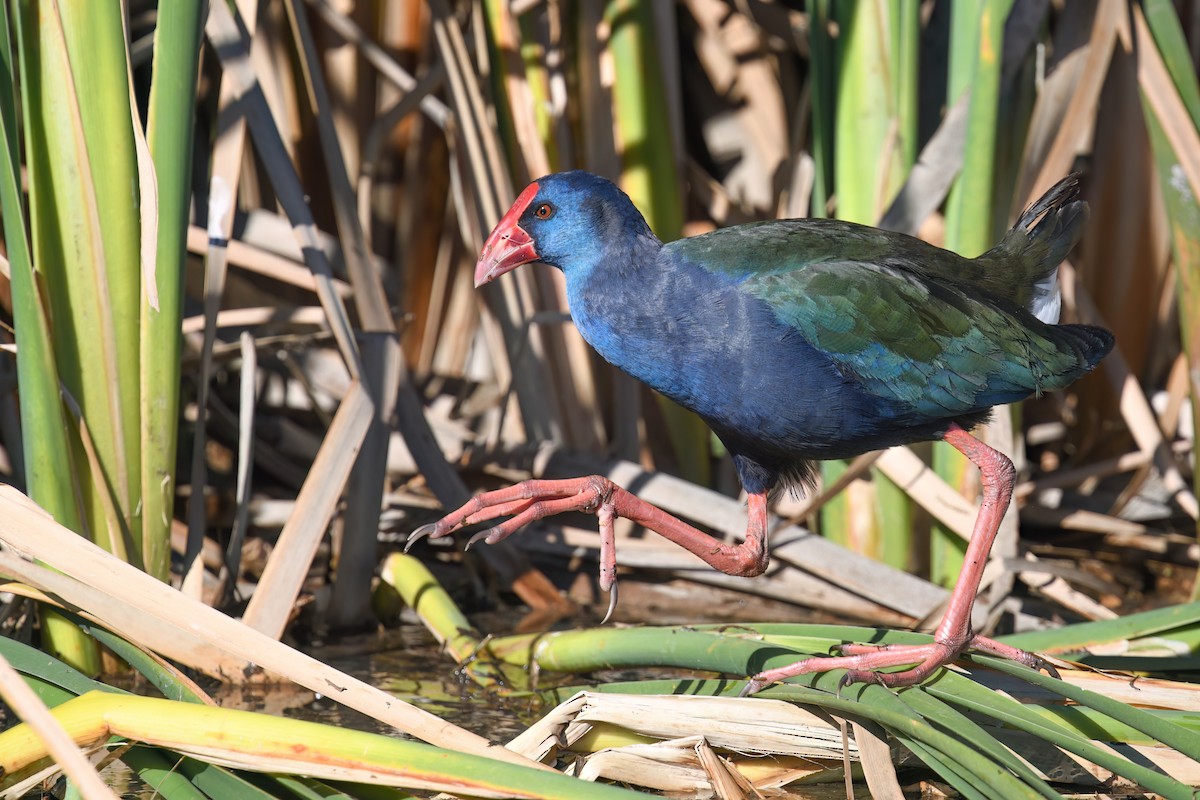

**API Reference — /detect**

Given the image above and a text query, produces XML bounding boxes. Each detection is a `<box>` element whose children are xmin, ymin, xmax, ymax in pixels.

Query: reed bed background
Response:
<box><xmin>0</xmin><ymin>0</ymin><xmax>1199</xmax><ymax>797</ymax></box>
<box><xmin>0</xmin><ymin>0</ymin><xmax>1196</xmax><ymax>700</ymax></box>
<box><xmin>197</xmin><ymin>0</ymin><xmax>1200</xmax><ymax>634</ymax></box>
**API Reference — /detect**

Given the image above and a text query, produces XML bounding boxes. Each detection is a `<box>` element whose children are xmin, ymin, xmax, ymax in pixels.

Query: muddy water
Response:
<box><xmin>291</xmin><ymin>621</ymin><xmax>535</xmax><ymax>743</ymax></box>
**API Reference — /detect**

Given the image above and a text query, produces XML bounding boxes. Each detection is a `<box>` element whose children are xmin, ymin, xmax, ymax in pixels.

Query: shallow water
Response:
<box><xmin>291</xmin><ymin>622</ymin><xmax>536</xmax><ymax>743</ymax></box>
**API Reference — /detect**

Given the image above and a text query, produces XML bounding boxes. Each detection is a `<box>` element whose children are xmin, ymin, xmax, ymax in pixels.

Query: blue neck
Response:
<box><xmin>561</xmin><ymin>231</ymin><xmax>668</xmax><ymax>379</ymax></box>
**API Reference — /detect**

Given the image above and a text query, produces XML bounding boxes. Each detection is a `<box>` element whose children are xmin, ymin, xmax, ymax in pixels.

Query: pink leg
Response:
<box><xmin>745</xmin><ymin>423</ymin><xmax>1044</xmax><ymax>692</ymax></box>
<box><xmin>408</xmin><ymin>476</ymin><xmax>772</xmax><ymax>614</ymax></box>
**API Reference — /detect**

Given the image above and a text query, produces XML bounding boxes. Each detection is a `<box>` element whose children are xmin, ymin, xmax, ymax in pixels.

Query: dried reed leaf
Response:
<box><xmin>283</xmin><ymin>0</ymin><xmax>391</xmax><ymax>333</ymax></box>
<box><xmin>306</xmin><ymin>0</ymin><xmax>451</xmax><ymax>125</ymax></box>
<box><xmin>280</xmin><ymin>0</ymin><xmax>403</xmax><ymax>630</ymax></box>
<box><xmin>508</xmin><ymin>691</ymin><xmax>589</xmax><ymax>763</ymax></box>
<box><xmin>181</xmin><ymin>306</ymin><xmax>327</xmax><ymax>334</ymax></box>
<box><xmin>878</xmin><ymin>93</ymin><xmax>969</xmax><ymax>235</ymax></box>
<box><xmin>427</xmin><ymin>0</ymin><xmax>565</xmax><ymax>444</ymax></box>
<box><xmin>205</xmin><ymin>0</ymin><xmax>363</xmax><ymax>376</ymax></box>
<box><xmin>184</xmin><ymin>226</ymin><xmax>354</xmax><ymax>297</ymax></box>
<box><xmin>0</xmin><ymin>487</ymin><xmax>541</xmax><ymax>764</ymax></box>
<box><xmin>686</xmin><ymin>0</ymin><xmax>787</xmax><ymax>211</ymax></box>
<box><xmin>874</xmin><ymin>447</ymin><xmax>975</xmax><ymax>540</ymax></box>
<box><xmin>1060</xmin><ymin>670</ymin><xmax>1200</xmax><ymax>711</ymax></box>
<box><xmin>1019</xmin><ymin>0</ymin><xmax>1121</xmax><ymax>204</ymax></box>
<box><xmin>1062</xmin><ymin>261</ymin><xmax>1198</xmax><ymax>518</ymax></box>
<box><xmin>242</xmin><ymin>380</ymin><xmax>373</xmax><ymax>638</ymax></box>
<box><xmin>487</xmin><ymin>1</ymin><xmax>550</xmax><ymax>180</ymax></box>
<box><xmin>1014</xmin><ymin>552</ymin><xmax>1118</xmax><ymax>621</ymax></box>
<box><xmin>182</xmin><ymin>72</ymin><xmax>247</xmax><ymax>597</ymax></box>
<box><xmin>526</xmin><ymin>691</ymin><xmax>858</xmax><ymax>762</ymax></box>
<box><xmin>223</xmin><ymin>332</ymin><xmax>257</xmax><ymax>605</ymax></box>
<box><xmin>475</xmin><ymin>4</ymin><xmax>606</xmax><ymax>451</ymax></box>
<box><xmin>1015</xmin><ymin>449</ymin><xmax>1152</xmax><ymax>501</ymax></box>
<box><xmin>849</xmin><ymin>719</ymin><xmax>903</xmax><ymax>800</ymax></box>
<box><xmin>575</xmin><ymin>738</ymin><xmax>712</xmax><ymax>794</ymax></box>
<box><xmin>1022</xmin><ymin>504</ymin><xmax>1149</xmax><ymax>537</ymax></box>
<box><xmin>511</xmin><ymin>693</ymin><xmax>909</xmax><ymax>795</ymax></box>
<box><xmin>695</xmin><ymin>737</ymin><xmax>762</xmax><ymax>800</ymax></box>
<box><xmin>1159</xmin><ymin>352</ymin><xmax>1191</xmax><ymax>438</ymax></box>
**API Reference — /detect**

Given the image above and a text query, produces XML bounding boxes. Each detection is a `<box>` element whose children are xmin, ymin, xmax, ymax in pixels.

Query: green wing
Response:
<box><xmin>749</xmin><ymin>260</ymin><xmax>1086</xmax><ymax>416</ymax></box>
<box><xmin>667</xmin><ymin>222</ymin><xmax>1085</xmax><ymax>417</ymax></box>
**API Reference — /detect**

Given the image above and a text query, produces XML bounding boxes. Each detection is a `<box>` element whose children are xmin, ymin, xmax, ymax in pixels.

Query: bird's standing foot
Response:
<box><xmin>407</xmin><ymin>477</ymin><xmax>773</xmax><ymax>622</ymax></box>
<box><xmin>739</xmin><ymin>423</ymin><xmax>1048</xmax><ymax>696</ymax></box>
<box><xmin>835</xmin><ymin>634</ymin><xmax>1057</xmax><ymax>676</ymax></box>
<box><xmin>740</xmin><ymin>633</ymin><xmax>1056</xmax><ymax>695</ymax></box>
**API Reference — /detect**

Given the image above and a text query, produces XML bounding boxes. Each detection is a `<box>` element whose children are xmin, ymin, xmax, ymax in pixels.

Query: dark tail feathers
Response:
<box><xmin>975</xmin><ymin>173</ymin><xmax>1089</xmax><ymax>322</ymax></box>
<box><xmin>1007</xmin><ymin>173</ymin><xmax>1089</xmax><ymax>273</ymax></box>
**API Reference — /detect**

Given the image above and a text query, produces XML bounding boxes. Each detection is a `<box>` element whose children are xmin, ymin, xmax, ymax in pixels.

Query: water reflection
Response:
<box><xmin>284</xmin><ymin>621</ymin><xmax>532</xmax><ymax>743</ymax></box>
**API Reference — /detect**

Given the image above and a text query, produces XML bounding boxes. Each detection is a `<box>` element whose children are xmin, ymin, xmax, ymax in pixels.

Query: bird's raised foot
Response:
<box><xmin>407</xmin><ymin>476</ymin><xmax>774</xmax><ymax>625</ymax></box>
<box><xmin>405</xmin><ymin>476</ymin><xmax>623</xmax><ymax>608</ymax></box>
<box><xmin>741</xmin><ymin>634</ymin><xmax>1053</xmax><ymax>695</ymax></box>
<box><xmin>405</xmin><ymin>477</ymin><xmax>613</xmax><ymax>548</ymax></box>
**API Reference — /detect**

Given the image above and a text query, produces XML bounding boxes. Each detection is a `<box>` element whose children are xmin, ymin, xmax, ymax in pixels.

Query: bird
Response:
<box><xmin>409</xmin><ymin>170</ymin><xmax>1114</xmax><ymax>691</ymax></box>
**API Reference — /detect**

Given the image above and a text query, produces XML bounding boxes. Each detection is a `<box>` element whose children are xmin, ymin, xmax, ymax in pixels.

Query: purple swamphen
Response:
<box><xmin>410</xmin><ymin>171</ymin><xmax>1114</xmax><ymax>691</ymax></box>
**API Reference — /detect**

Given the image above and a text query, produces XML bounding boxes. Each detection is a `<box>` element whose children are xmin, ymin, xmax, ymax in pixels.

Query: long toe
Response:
<box><xmin>968</xmin><ymin>635</ymin><xmax>1059</xmax><ymax>678</ymax></box>
<box><xmin>840</xmin><ymin>651</ymin><xmax>950</xmax><ymax>689</ymax></box>
<box><xmin>760</xmin><ymin>634</ymin><xmax>1052</xmax><ymax>690</ymax></box>
<box><xmin>747</xmin><ymin>642</ymin><xmax>961</xmax><ymax>691</ymax></box>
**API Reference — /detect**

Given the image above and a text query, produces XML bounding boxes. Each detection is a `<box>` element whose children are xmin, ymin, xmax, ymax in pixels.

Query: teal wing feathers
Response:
<box><xmin>742</xmin><ymin>261</ymin><xmax>1088</xmax><ymax>418</ymax></box>
<box><xmin>666</xmin><ymin>220</ymin><xmax>1098</xmax><ymax>420</ymax></box>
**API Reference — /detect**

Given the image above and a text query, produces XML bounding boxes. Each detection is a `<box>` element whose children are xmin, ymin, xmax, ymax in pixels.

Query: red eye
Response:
<box><xmin>533</xmin><ymin>203</ymin><xmax>554</xmax><ymax>220</ymax></box>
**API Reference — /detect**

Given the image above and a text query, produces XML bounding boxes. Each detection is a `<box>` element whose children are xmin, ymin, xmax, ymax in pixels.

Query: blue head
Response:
<box><xmin>475</xmin><ymin>171</ymin><xmax>657</xmax><ymax>286</ymax></box>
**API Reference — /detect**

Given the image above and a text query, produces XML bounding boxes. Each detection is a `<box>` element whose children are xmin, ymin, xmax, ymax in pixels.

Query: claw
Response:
<box><xmin>600</xmin><ymin>580</ymin><xmax>619</xmax><ymax>625</ymax></box>
<box><xmin>405</xmin><ymin>523</ymin><xmax>438</xmax><ymax>552</ymax></box>
<box><xmin>466</xmin><ymin>528</ymin><xmax>494</xmax><ymax>549</ymax></box>
<box><xmin>739</xmin><ymin>678</ymin><xmax>767</xmax><ymax>697</ymax></box>
<box><xmin>1029</xmin><ymin>654</ymin><xmax>1061</xmax><ymax>680</ymax></box>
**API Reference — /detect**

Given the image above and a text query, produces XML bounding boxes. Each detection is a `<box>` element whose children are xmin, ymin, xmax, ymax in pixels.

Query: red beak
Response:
<box><xmin>474</xmin><ymin>182</ymin><xmax>541</xmax><ymax>287</ymax></box>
